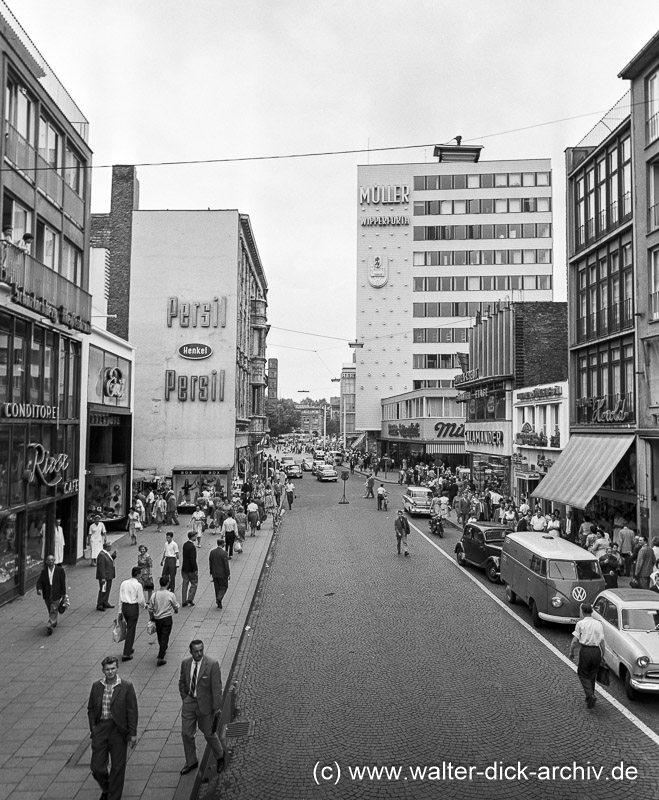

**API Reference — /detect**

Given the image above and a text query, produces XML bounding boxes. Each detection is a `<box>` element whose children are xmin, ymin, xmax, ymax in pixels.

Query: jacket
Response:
<box><xmin>178</xmin><ymin>655</ymin><xmax>223</xmax><ymax>716</ymax></box>
<box><xmin>394</xmin><ymin>516</ymin><xmax>410</xmax><ymax>537</ymax></box>
<box><xmin>96</xmin><ymin>549</ymin><xmax>116</xmax><ymax>581</ymax></box>
<box><xmin>635</xmin><ymin>545</ymin><xmax>656</xmax><ymax>578</ymax></box>
<box><xmin>181</xmin><ymin>540</ymin><xmax>198</xmax><ymax>573</ymax></box>
<box><xmin>87</xmin><ymin>678</ymin><xmax>138</xmax><ymax>736</ymax></box>
<box><xmin>209</xmin><ymin>546</ymin><xmax>230</xmax><ymax>580</ymax></box>
<box><xmin>36</xmin><ymin>564</ymin><xmax>66</xmax><ymax>603</ymax></box>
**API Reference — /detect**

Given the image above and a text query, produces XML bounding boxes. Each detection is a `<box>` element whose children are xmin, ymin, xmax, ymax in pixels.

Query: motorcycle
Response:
<box><xmin>429</xmin><ymin>514</ymin><xmax>444</xmax><ymax>538</ymax></box>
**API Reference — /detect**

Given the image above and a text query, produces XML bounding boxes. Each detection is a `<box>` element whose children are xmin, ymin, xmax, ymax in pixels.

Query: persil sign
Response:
<box><xmin>178</xmin><ymin>343</ymin><xmax>213</xmax><ymax>360</ymax></box>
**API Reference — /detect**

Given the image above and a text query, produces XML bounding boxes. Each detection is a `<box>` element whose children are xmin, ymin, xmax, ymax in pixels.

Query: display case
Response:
<box><xmin>86</xmin><ymin>464</ymin><xmax>127</xmax><ymax>524</ymax></box>
<box><xmin>172</xmin><ymin>469</ymin><xmax>228</xmax><ymax>511</ymax></box>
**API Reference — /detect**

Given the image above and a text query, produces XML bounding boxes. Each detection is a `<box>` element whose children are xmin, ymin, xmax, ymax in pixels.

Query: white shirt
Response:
<box><xmin>119</xmin><ymin>577</ymin><xmax>145</xmax><ymax>606</ymax></box>
<box><xmin>163</xmin><ymin>540</ymin><xmax>179</xmax><ymax>559</ymax></box>
<box><xmin>572</xmin><ymin>616</ymin><xmax>604</xmax><ymax>647</ymax></box>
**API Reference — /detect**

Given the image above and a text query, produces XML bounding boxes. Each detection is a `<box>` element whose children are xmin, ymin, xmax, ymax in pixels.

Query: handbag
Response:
<box><xmin>112</xmin><ymin>613</ymin><xmax>127</xmax><ymax>643</ymax></box>
<box><xmin>135</xmin><ymin>520</ymin><xmax>143</xmax><ymax>530</ymax></box>
<box><xmin>146</xmin><ymin>620</ymin><xmax>156</xmax><ymax>635</ymax></box>
<box><xmin>597</xmin><ymin>662</ymin><xmax>610</xmax><ymax>686</ymax></box>
<box><xmin>58</xmin><ymin>594</ymin><xmax>70</xmax><ymax>613</ymax></box>
<box><xmin>83</xmin><ymin>546</ymin><xmax>92</xmax><ymax>560</ymax></box>
<box><xmin>234</xmin><ymin>540</ymin><xmax>243</xmax><ymax>554</ymax></box>
<box><xmin>629</xmin><ymin>577</ymin><xmax>640</xmax><ymax>589</ymax></box>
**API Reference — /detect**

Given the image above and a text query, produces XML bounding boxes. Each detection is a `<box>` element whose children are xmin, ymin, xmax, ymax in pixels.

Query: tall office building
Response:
<box><xmin>355</xmin><ymin>144</ymin><xmax>554</xmax><ymax>464</ymax></box>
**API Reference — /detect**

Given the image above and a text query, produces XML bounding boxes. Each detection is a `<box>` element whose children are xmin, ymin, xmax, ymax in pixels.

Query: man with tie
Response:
<box><xmin>178</xmin><ymin>639</ymin><xmax>225</xmax><ymax>775</ymax></box>
<box><xmin>87</xmin><ymin>656</ymin><xmax>138</xmax><ymax>800</ymax></box>
<box><xmin>36</xmin><ymin>554</ymin><xmax>66</xmax><ymax>635</ymax></box>
<box><xmin>96</xmin><ymin>543</ymin><xmax>117</xmax><ymax>611</ymax></box>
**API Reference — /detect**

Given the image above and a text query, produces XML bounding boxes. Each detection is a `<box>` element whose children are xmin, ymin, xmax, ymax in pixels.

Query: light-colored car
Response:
<box><xmin>402</xmin><ymin>487</ymin><xmax>434</xmax><ymax>516</ymax></box>
<box><xmin>281</xmin><ymin>456</ymin><xmax>295</xmax><ymax>468</ymax></box>
<box><xmin>286</xmin><ymin>464</ymin><xmax>302</xmax><ymax>479</ymax></box>
<box><xmin>311</xmin><ymin>458</ymin><xmax>326</xmax><ymax>475</ymax></box>
<box><xmin>301</xmin><ymin>458</ymin><xmax>312</xmax><ymax>472</ymax></box>
<box><xmin>592</xmin><ymin>588</ymin><xmax>659</xmax><ymax>700</ymax></box>
<box><xmin>316</xmin><ymin>464</ymin><xmax>338</xmax><ymax>482</ymax></box>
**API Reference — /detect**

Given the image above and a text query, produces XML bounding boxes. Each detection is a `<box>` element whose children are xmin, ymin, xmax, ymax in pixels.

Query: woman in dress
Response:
<box><xmin>87</xmin><ymin>514</ymin><xmax>106</xmax><ymax>566</ymax></box>
<box><xmin>153</xmin><ymin>492</ymin><xmax>167</xmax><ymax>533</ymax></box>
<box><xmin>235</xmin><ymin>505</ymin><xmax>247</xmax><ymax>546</ymax></box>
<box><xmin>127</xmin><ymin>504</ymin><xmax>141</xmax><ymax>546</ymax></box>
<box><xmin>137</xmin><ymin>544</ymin><xmax>155</xmax><ymax>602</ymax></box>
<box><xmin>191</xmin><ymin>504</ymin><xmax>206</xmax><ymax>548</ymax></box>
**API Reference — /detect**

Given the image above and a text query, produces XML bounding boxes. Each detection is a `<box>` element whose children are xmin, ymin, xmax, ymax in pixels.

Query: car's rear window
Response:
<box><xmin>484</xmin><ymin>529</ymin><xmax>506</xmax><ymax>542</ymax></box>
<box><xmin>548</xmin><ymin>560</ymin><xmax>601</xmax><ymax>580</ymax></box>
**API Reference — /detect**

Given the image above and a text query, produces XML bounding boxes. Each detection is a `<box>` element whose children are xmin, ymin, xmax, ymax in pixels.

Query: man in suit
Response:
<box><xmin>96</xmin><ymin>543</ymin><xmax>116</xmax><ymax>611</ymax></box>
<box><xmin>36</xmin><ymin>554</ymin><xmax>66</xmax><ymax>635</ymax></box>
<box><xmin>178</xmin><ymin>639</ymin><xmax>225</xmax><ymax>775</ymax></box>
<box><xmin>209</xmin><ymin>539</ymin><xmax>230</xmax><ymax>609</ymax></box>
<box><xmin>87</xmin><ymin>656</ymin><xmax>138</xmax><ymax>800</ymax></box>
<box><xmin>181</xmin><ymin>531</ymin><xmax>198</xmax><ymax>607</ymax></box>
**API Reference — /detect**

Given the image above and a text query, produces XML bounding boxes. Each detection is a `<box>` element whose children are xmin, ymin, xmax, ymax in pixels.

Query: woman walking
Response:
<box><xmin>127</xmin><ymin>504</ymin><xmax>141</xmax><ymax>546</ymax></box>
<box><xmin>87</xmin><ymin>515</ymin><xmax>106</xmax><ymax>567</ymax></box>
<box><xmin>153</xmin><ymin>492</ymin><xmax>167</xmax><ymax>533</ymax></box>
<box><xmin>137</xmin><ymin>545</ymin><xmax>155</xmax><ymax>603</ymax></box>
<box><xmin>191</xmin><ymin>505</ymin><xmax>205</xmax><ymax>548</ymax></box>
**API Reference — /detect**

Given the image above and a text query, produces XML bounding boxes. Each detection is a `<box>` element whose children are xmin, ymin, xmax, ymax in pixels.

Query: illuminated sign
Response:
<box><xmin>165</xmin><ymin>369</ymin><xmax>225</xmax><ymax>402</ymax></box>
<box><xmin>178</xmin><ymin>343</ymin><xmax>213</xmax><ymax>360</ymax></box>
<box><xmin>576</xmin><ymin>396</ymin><xmax>630</xmax><ymax>423</ymax></box>
<box><xmin>360</xmin><ymin>216</ymin><xmax>410</xmax><ymax>226</ymax></box>
<box><xmin>2</xmin><ymin>403</ymin><xmax>58</xmax><ymax>419</ymax></box>
<box><xmin>26</xmin><ymin>442</ymin><xmax>69</xmax><ymax>486</ymax></box>
<box><xmin>454</xmin><ymin>369</ymin><xmax>479</xmax><ymax>387</ymax></box>
<box><xmin>465</xmin><ymin>430</ymin><xmax>504</xmax><ymax>446</ymax></box>
<box><xmin>435</xmin><ymin>422</ymin><xmax>465</xmax><ymax>439</ymax></box>
<box><xmin>167</xmin><ymin>296</ymin><xmax>227</xmax><ymax>328</ymax></box>
<box><xmin>359</xmin><ymin>185</ymin><xmax>410</xmax><ymax>205</ymax></box>
<box><xmin>517</xmin><ymin>386</ymin><xmax>563</xmax><ymax>402</ymax></box>
<box><xmin>387</xmin><ymin>423</ymin><xmax>420</xmax><ymax>439</ymax></box>
<box><xmin>104</xmin><ymin>367</ymin><xmax>126</xmax><ymax>399</ymax></box>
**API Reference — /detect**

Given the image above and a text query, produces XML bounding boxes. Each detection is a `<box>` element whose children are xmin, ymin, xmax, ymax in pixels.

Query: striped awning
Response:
<box><xmin>426</xmin><ymin>442</ymin><xmax>465</xmax><ymax>454</ymax></box>
<box><xmin>531</xmin><ymin>434</ymin><xmax>634</xmax><ymax>509</ymax></box>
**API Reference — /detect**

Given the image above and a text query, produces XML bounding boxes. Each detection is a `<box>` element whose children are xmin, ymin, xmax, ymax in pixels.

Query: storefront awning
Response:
<box><xmin>426</xmin><ymin>442</ymin><xmax>465</xmax><ymax>454</ymax></box>
<box><xmin>531</xmin><ymin>434</ymin><xmax>634</xmax><ymax>509</ymax></box>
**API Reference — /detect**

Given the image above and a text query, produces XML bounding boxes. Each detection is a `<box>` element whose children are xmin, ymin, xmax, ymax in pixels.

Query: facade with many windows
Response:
<box><xmin>355</xmin><ymin>146</ymin><xmax>554</xmax><ymax>456</ymax></box>
<box><xmin>0</xmin><ymin>3</ymin><xmax>92</xmax><ymax>603</ymax></box>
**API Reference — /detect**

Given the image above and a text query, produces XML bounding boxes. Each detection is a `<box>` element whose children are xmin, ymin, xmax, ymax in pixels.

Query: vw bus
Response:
<box><xmin>500</xmin><ymin>532</ymin><xmax>606</xmax><ymax>627</ymax></box>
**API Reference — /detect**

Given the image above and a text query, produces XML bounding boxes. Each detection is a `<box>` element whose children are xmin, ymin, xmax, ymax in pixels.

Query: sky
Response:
<box><xmin>8</xmin><ymin>0</ymin><xmax>659</xmax><ymax>400</ymax></box>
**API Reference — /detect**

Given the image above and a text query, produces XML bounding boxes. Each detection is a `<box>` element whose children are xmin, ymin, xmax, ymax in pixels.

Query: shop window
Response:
<box><xmin>12</xmin><ymin>319</ymin><xmax>27</xmax><ymax>403</ymax></box>
<box><xmin>0</xmin><ymin>510</ymin><xmax>18</xmax><ymax>604</ymax></box>
<box><xmin>0</xmin><ymin>313</ymin><xmax>9</xmax><ymax>402</ymax></box>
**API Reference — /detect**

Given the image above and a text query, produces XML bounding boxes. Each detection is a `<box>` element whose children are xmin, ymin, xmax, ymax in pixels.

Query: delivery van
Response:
<box><xmin>500</xmin><ymin>532</ymin><xmax>606</xmax><ymax>627</ymax></box>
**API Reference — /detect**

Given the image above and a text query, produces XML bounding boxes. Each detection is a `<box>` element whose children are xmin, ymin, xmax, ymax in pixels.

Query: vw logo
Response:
<box><xmin>572</xmin><ymin>586</ymin><xmax>587</xmax><ymax>602</ymax></box>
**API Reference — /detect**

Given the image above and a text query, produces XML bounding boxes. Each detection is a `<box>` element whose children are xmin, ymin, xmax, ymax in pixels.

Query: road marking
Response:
<box><xmin>409</xmin><ymin>519</ymin><xmax>659</xmax><ymax>749</ymax></box>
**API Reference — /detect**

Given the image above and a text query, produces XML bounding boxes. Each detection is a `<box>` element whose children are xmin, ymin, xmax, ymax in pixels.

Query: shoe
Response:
<box><xmin>404</xmin><ymin>552</ymin><xmax>409</xmax><ymax>557</ymax></box>
<box><xmin>157</xmin><ymin>659</ymin><xmax>167</xmax><ymax>666</ymax></box>
<box><xmin>188</xmin><ymin>601</ymin><xmax>195</xmax><ymax>606</ymax></box>
<box><xmin>104</xmin><ymin>604</ymin><xmax>115</xmax><ymax>609</ymax></box>
<box><xmin>121</xmin><ymin>655</ymin><xmax>133</xmax><ymax>662</ymax></box>
<box><xmin>182</xmin><ymin>602</ymin><xmax>188</xmax><ymax>607</ymax></box>
<box><xmin>46</xmin><ymin>627</ymin><xmax>53</xmax><ymax>635</ymax></box>
<box><xmin>101</xmin><ymin>793</ymin><xmax>108</xmax><ymax>800</ymax></box>
<box><xmin>96</xmin><ymin>606</ymin><xmax>106</xmax><ymax>611</ymax></box>
<box><xmin>586</xmin><ymin>696</ymin><xmax>596</xmax><ymax>708</ymax></box>
<box><xmin>217</xmin><ymin>754</ymin><xmax>226</xmax><ymax>773</ymax></box>
<box><xmin>228</xmin><ymin>556</ymin><xmax>232</xmax><ymax>559</ymax></box>
<box><xmin>180</xmin><ymin>762</ymin><xmax>198</xmax><ymax>775</ymax></box>
<box><xmin>217</xmin><ymin>602</ymin><xmax>223</xmax><ymax>609</ymax></box>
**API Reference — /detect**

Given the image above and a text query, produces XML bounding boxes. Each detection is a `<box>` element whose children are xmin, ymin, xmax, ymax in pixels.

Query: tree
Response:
<box><xmin>267</xmin><ymin>398</ymin><xmax>301</xmax><ymax>436</ymax></box>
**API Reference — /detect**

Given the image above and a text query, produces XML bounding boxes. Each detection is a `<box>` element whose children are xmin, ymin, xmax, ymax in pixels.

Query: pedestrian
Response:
<box><xmin>235</xmin><ymin>505</ymin><xmax>247</xmax><ymax>545</ymax></box>
<box><xmin>178</xmin><ymin>639</ymin><xmax>226</xmax><ymax>775</ymax></box>
<box><xmin>127</xmin><ymin>504</ymin><xmax>141</xmax><ymax>546</ymax></box>
<box><xmin>191</xmin><ymin>505</ymin><xmax>205</xmax><ymax>548</ymax></box>
<box><xmin>530</xmin><ymin>509</ymin><xmax>547</xmax><ymax>532</ymax></box>
<box><xmin>377</xmin><ymin>484</ymin><xmax>387</xmax><ymax>511</ymax></box>
<box><xmin>220</xmin><ymin>509</ymin><xmax>238</xmax><ymax>559</ymax></box>
<box><xmin>118</xmin><ymin>566</ymin><xmax>145</xmax><ymax>662</ymax></box>
<box><xmin>160</xmin><ymin>531</ymin><xmax>180</xmax><ymax>593</ymax></box>
<box><xmin>36</xmin><ymin>554</ymin><xmax>66</xmax><ymax>635</ymax></box>
<box><xmin>148</xmin><ymin>576</ymin><xmax>180</xmax><ymax>666</ymax></box>
<box><xmin>568</xmin><ymin>602</ymin><xmax>605</xmax><ymax>709</ymax></box>
<box><xmin>394</xmin><ymin>510</ymin><xmax>410</xmax><ymax>556</ymax></box>
<box><xmin>284</xmin><ymin>479</ymin><xmax>295</xmax><ymax>510</ymax></box>
<box><xmin>87</xmin><ymin>655</ymin><xmax>138</xmax><ymax>799</ymax></box>
<box><xmin>209</xmin><ymin>538</ymin><xmax>231</xmax><ymax>609</ymax></box>
<box><xmin>365</xmin><ymin>473</ymin><xmax>375</xmax><ymax>499</ymax></box>
<box><xmin>88</xmin><ymin>514</ymin><xmax>107</xmax><ymax>566</ymax></box>
<box><xmin>166</xmin><ymin>491</ymin><xmax>180</xmax><ymax>526</ymax></box>
<box><xmin>181</xmin><ymin>531</ymin><xmax>199</xmax><ymax>607</ymax></box>
<box><xmin>154</xmin><ymin>493</ymin><xmax>167</xmax><ymax>533</ymax></box>
<box><xmin>634</xmin><ymin>536</ymin><xmax>655</xmax><ymax>589</ymax></box>
<box><xmin>614</xmin><ymin>521</ymin><xmax>635</xmax><ymax>576</ymax></box>
<box><xmin>145</xmin><ymin>488</ymin><xmax>155</xmax><ymax>527</ymax></box>
<box><xmin>137</xmin><ymin>545</ymin><xmax>154</xmax><ymax>603</ymax></box>
<box><xmin>563</xmin><ymin>510</ymin><xmax>576</xmax><ymax>543</ymax></box>
<box><xmin>53</xmin><ymin>517</ymin><xmax>65</xmax><ymax>565</ymax></box>
<box><xmin>247</xmin><ymin>499</ymin><xmax>259</xmax><ymax>536</ymax></box>
<box><xmin>96</xmin><ymin>542</ymin><xmax>116</xmax><ymax>611</ymax></box>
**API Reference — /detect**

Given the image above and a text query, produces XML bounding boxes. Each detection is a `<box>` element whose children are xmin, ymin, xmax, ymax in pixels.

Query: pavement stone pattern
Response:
<box><xmin>203</xmin><ymin>472</ymin><xmax>659</xmax><ymax>800</ymax></box>
<box><xmin>0</xmin><ymin>514</ymin><xmax>273</xmax><ymax>800</ymax></box>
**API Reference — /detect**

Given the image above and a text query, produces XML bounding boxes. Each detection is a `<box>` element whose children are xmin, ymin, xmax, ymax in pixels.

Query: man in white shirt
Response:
<box><xmin>119</xmin><ymin>566</ymin><xmax>146</xmax><ymax>662</ymax></box>
<box><xmin>568</xmin><ymin>603</ymin><xmax>605</xmax><ymax>708</ymax></box>
<box><xmin>161</xmin><ymin>531</ymin><xmax>180</xmax><ymax>592</ymax></box>
<box><xmin>530</xmin><ymin>511</ymin><xmax>547</xmax><ymax>532</ymax></box>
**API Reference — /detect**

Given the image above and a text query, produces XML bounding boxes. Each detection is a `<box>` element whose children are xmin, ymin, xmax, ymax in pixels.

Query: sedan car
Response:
<box><xmin>402</xmin><ymin>487</ymin><xmax>433</xmax><ymax>516</ymax></box>
<box><xmin>592</xmin><ymin>588</ymin><xmax>659</xmax><ymax>700</ymax></box>
<box><xmin>316</xmin><ymin>464</ymin><xmax>338</xmax><ymax>482</ymax></box>
<box><xmin>454</xmin><ymin>522</ymin><xmax>509</xmax><ymax>583</ymax></box>
<box><xmin>286</xmin><ymin>464</ymin><xmax>302</xmax><ymax>479</ymax></box>
<box><xmin>301</xmin><ymin>458</ymin><xmax>312</xmax><ymax>472</ymax></box>
<box><xmin>311</xmin><ymin>458</ymin><xmax>326</xmax><ymax>475</ymax></box>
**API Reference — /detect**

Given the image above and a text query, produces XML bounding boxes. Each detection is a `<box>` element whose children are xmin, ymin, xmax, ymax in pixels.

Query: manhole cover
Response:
<box><xmin>224</xmin><ymin>720</ymin><xmax>254</xmax><ymax>738</ymax></box>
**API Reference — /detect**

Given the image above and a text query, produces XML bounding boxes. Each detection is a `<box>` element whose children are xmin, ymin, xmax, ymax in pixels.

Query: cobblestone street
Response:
<box><xmin>206</xmin><ymin>473</ymin><xmax>659</xmax><ymax>800</ymax></box>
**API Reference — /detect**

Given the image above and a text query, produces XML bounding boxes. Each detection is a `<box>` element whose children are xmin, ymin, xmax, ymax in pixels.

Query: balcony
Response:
<box><xmin>36</xmin><ymin>151</ymin><xmax>63</xmax><ymax>206</ymax></box>
<box><xmin>248</xmin><ymin>415</ymin><xmax>268</xmax><ymax>444</ymax></box>
<box><xmin>575</xmin><ymin>195</ymin><xmax>631</xmax><ymax>254</ymax></box>
<box><xmin>0</xmin><ymin>244</ymin><xmax>91</xmax><ymax>333</ymax></box>
<box><xmin>250</xmin><ymin>298</ymin><xmax>267</xmax><ymax>328</ymax></box>
<box><xmin>575</xmin><ymin>298</ymin><xmax>634</xmax><ymax>343</ymax></box>
<box><xmin>4</xmin><ymin>123</ymin><xmax>36</xmax><ymax>176</ymax></box>
<box><xmin>250</xmin><ymin>357</ymin><xmax>267</xmax><ymax>386</ymax></box>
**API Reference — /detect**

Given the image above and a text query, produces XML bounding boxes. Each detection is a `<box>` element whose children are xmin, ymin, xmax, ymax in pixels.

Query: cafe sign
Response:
<box><xmin>25</xmin><ymin>442</ymin><xmax>69</xmax><ymax>487</ymax></box>
<box><xmin>576</xmin><ymin>396</ymin><xmax>630</xmax><ymax>423</ymax></box>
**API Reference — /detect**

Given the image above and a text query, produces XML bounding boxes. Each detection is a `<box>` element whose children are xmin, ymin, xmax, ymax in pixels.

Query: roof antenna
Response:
<box><xmin>455</xmin><ymin>135</ymin><xmax>462</xmax><ymax>146</ymax></box>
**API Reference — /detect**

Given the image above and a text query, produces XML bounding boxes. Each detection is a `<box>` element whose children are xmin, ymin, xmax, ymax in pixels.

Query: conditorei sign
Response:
<box><xmin>2</xmin><ymin>403</ymin><xmax>58</xmax><ymax>419</ymax></box>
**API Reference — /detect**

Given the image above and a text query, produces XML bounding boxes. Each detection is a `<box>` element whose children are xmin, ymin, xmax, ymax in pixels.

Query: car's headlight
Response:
<box><xmin>551</xmin><ymin>596</ymin><xmax>563</xmax><ymax>608</ymax></box>
<box><xmin>637</xmin><ymin>656</ymin><xmax>650</xmax><ymax>668</ymax></box>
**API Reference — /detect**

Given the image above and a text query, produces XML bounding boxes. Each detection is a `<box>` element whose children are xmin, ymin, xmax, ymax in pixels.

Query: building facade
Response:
<box><xmin>340</xmin><ymin>362</ymin><xmax>356</xmax><ymax>446</ymax></box>
<box><xmin>0</xmin><ymin>4</ymin><xmax>92</xmax><ymax>603</ymax></box>
<box><xmin>454</xmin><ymin>302</ymin><xmax>567</xmax><ymax>500</ymax></box>
<box><xmin>355</xmin><ymin>145</ymin><xmax>554</xmax><ymax>456</ymax></box>
<box><xmin>92</xmin><ymin>167</ymin><xmax>268</xmax><ymax>503</ymax></box>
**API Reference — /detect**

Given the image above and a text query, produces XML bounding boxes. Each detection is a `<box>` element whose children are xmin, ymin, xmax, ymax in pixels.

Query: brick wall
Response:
<box><xmin>513</xmin><ymin>302</ymin><xmax>568</xmax><ymax>388</ymax></box>
<box><xmin>107</xmin><ymin>165</ymin><xmax>139</xmax><ymax>340</ymax></box>
<box><xmin>90</xmin><ymin>214</ymin><xmax>110</xmax><ymax>248</ymax></box>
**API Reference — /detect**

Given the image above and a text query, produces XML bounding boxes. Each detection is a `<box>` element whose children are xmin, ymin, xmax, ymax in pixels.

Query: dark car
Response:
<box><xmin>454</xmin><ymin>522</ymin><xmax>510</xmax><ymax>583</ymax></box>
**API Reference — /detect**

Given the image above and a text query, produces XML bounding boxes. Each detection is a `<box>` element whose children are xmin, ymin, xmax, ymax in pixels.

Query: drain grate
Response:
<box><xmin>224</xmin><ymin>720</ymin><xmax>254</xmax><ymax>738</ymax></box>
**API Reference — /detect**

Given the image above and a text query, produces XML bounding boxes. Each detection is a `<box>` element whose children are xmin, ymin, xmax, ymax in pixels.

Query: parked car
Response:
<box><xmin>592</xmin><ymin>588</ymin><xmax>659</xmax><ymax>700</ymax></box>
<box><xmin>316</xmin><ymin>464</ymin><xmax>338</xmax><ymax>482</ymax></box>
<box><xmin>286</xmin><ymin>464</ymin><xmax>302</xmax><ymax>479</ymax></box>
<box><xmin>402</xmin><ymin>487</ymin><xmax>433</xmax><ymax>516</ymax></box>
<box><xmin>455</xmin><ymin>522</ymin><xmax>509</xmax><ymax>583</ymax></box>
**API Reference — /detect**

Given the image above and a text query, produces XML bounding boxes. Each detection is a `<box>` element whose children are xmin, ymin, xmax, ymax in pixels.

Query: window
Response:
<box><xmin>65</xmin><ymin>147</ymin><xmax>84</xmax><ymax>197</ymax></box>
<box><xmin>652</xmin><ymin>250</ymin><xmax>659</xmax><ymax>320</ymax></box>
<box><xmin>61</xmin><ymin>241</ymin><xmax>81</xmax><ymax>284</ymax></box>
<box><xmin>649</xmin><ymin>71</ymin><xmax>659</xmax><ymax>143</ymax></box>
<box><xmin>36</xmin><ymin>221</ymin><xmax>60</xmax><ymax>272</ymax></box>
<box><xmin>5</xmin><ymin>78</ymin><xmax>35</xmax><ymax>143</ymax></box>
<box><xmin>38</xmin><ymin>118</ymin><xmax>61</xmax><ymax>171</ymax></box>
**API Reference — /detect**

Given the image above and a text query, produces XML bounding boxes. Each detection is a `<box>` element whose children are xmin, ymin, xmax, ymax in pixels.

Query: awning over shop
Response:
<box><xmin>426</xmin><ymin>442</ymin><xmax>465</xmax><ymax>454</ymax></box>
<box><xmin>531</xmin><ymin>434</ymin><xmax>634</xmax><ymax>509</ymax></box>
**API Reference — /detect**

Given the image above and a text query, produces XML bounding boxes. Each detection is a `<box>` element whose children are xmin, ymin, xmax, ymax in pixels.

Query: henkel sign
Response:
<box><xmin>179</xmin><ymin>343</ymin><xmax>213</xmax><ymax>360</ymax></box>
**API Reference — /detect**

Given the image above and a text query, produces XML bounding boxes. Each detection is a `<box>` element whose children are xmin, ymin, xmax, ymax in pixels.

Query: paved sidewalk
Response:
<box><xmin>0</xmin><ymin>516</ymin><xmax>274</xmax><ymax>800</ymax></box>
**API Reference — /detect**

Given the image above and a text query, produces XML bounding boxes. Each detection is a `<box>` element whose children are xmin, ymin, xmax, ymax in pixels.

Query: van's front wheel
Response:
<box><xmin>529</xmin><ymin>599</ymin><xmax>543</xmax><ymax>628</ymax></box>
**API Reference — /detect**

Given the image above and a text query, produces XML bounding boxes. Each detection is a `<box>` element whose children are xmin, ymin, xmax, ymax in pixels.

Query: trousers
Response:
<box><xmin>181</xmin><ymin>695</ymin><xmax>223</xmax><ymax>766</ymax></box>
<box><xmin>181</xmin><ymin>570</ymin><xmax>198</xmax><ymax>603</ymax></box>
<box><xmin>155</xmin><ymin>615</ymin><xmax>173</xmax><ymax>660</ymax></box>
<box><xmin>122</xmin><ymin>602</ymin><xmax>139</xmax><ymax>657</ymax></box>
<box><xmin>90</xmin><ymin>719</ymin><xmax>128</xmax><ymax>800</ymax></box>
<box><xmin>577</xmin><ymin>645</ymin><xmax>601</xmax><ymax>699</ymax></box>
<box><xmin>161</xmin><ymin>557</ymin><xmax>178</xmax><ymax>592</ymax></box>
